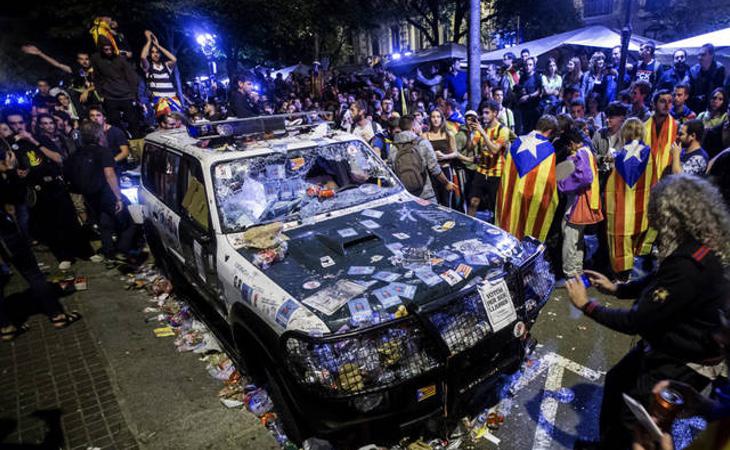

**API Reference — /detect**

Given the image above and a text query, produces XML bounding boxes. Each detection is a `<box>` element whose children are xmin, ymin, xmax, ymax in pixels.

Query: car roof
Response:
<box><xmin>144</xmin><ymin>125</ymin><xmax>368</xmax><ymax>166</ymax></box>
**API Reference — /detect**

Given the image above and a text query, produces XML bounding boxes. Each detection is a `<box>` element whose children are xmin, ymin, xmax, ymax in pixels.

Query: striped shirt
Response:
<box><xmin>147</xmin><ymin>63</ymin><xmax>176</xmax><ymax>98</ymax></box>
<box><xmin>475</xmin><ymin>124</ymin><xmax>509</xmax><ymax>177</ymax></box>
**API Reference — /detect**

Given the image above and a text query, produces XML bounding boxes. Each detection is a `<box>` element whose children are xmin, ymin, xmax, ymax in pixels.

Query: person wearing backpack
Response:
<box><xmin>389</xmin><ymin>115</ymin><xmax>456</xmax><ymax>202</ymax></box>
<box><xmin>67</xmin><ymin>120</ymin><xmax>136</xmax><ymax>262</ymax></box>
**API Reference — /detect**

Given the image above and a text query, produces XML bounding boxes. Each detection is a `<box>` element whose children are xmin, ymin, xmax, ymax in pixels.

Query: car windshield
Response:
<box><xmin>213</xmin><ymin>140</ymin><xmax>401</xmax><ymax>232</ymax></box>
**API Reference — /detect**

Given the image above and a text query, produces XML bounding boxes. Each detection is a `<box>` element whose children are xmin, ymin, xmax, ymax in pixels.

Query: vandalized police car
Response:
<box><xmin>140</xmin><ymin>113</ymin><xmax>554</xmax><ymax>444</ymax></box>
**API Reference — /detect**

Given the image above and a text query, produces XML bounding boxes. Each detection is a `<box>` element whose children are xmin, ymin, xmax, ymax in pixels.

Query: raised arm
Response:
<box><xmin>151</xmin><ymin>34</ymin><xmax>177</xmax><ymax>67</ymax></box>
<box><xmin>21</xmin><ymin>45</ymin><xmax>71</xmax><ymax>74</ymax></box>
<box><xmin>140</xmin><ymin>31</ymin><xmax>153</xmax><ymax>72</ymax></box>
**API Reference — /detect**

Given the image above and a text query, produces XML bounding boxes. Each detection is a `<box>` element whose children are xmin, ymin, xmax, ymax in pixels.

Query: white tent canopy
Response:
<box><xmin>271</xmin><ymin>63</ymin><xmax>311</xmax><ymax>79</ymax></box>
<box><xmin>657</xmin><ymin>27</ymin><xmax>730</xmax><ymax>59</ymax></box>
<box><xmin>481</xmin><ymin>25</ymin><xmax>657</xmax><ymax>62</ymax></box>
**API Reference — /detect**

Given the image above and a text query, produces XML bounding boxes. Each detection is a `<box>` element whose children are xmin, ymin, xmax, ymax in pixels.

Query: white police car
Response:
<box><xmin>140</xmin><ymin>113</ymin><xmax>554</xmax><ymax>445</ymax></box>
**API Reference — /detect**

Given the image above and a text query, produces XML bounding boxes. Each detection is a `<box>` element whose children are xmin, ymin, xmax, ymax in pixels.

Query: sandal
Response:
<box><xmin>1</xmin><ymin>324</ymin><xmax>30</xmax><ymax>342</ymax></box>
<box><xmin>50</xmin><ymin>311</ymin><xmax>82</xmax><ymax>329</ymax></box>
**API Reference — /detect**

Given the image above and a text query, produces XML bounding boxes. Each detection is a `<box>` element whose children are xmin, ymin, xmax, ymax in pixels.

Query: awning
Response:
<box><xmin>271</xmin><ymin>63</ymin><xmax>311</xmax><ymax>79</ymax></box>
<box><xmin>480</xmin><ymin>25</ymin><xmax>658</xmax><ymax>62</ymax></box>
<box><xmin>386</xmin><ymin>43</ymin><xmax>467</xmax><ymax>69</ymax></box>
<box><xmin>657</xmin><ymin>27</ymin><xmax>730</xmax><ymax>58</ymax></box>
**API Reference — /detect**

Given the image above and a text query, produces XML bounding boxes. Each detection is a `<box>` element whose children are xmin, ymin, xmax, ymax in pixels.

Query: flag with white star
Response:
<box><xmin>614</xmin><ymin>140</ymin><xmax>651</xmax><ymax>187</ymax></box>
<box><xmin>604</xmin><ymin>139</ymin><xmax>659</xmax><ymax>272</ymax></box>
<box><xmin>496</xmin><ymin>131</ymin><xmax>558</xmax><ymax>242</ymax></box>
<box><xmin>510</xmin><ymin>131</ymin><xmax>556</xmax><ymax>178</ymax></box>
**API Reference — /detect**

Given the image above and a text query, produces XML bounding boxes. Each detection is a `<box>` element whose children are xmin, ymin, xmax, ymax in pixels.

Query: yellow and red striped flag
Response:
<box><xmin>496</xmin><ymin>131</ymin><xmax>557</xmax><ymax>242</ymax></box>
<box><xmin>605</xmin><ymin>140</ymin><xmax>656</xmax><ymax>272</ymax></box>
<box><xmin>644</xmin><ymin>115</ymin><xmax>678</xmax><ymax>185</ymax></box>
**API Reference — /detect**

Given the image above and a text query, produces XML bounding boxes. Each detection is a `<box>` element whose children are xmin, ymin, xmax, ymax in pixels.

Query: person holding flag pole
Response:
<box><xmin>496</xmin><ymin>115</ymin><xmax>560</xmax><ymax>241</ymax></box>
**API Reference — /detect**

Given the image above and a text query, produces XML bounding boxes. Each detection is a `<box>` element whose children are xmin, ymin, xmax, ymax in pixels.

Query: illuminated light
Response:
<box><xmin>17</xmin><ymin>97</ymin><xmax>26</xmax><ymax>104</ymax></box>
<box><xmin>196</xmin><ymin>34</ymin><xmax>207</xmax><ymax>45</ymax></box>
<box><xmin>121</xmin><ymin>187</ymin><xmax>139</xmax><ymax>204</ymax></box>
<box><xmin>205</xmin><ymin>33</ymin><xmax>213</xmax><ymax>40</ymax></box>
<box><xmin>404</xmin><ymin>51</ymin><xmax>413</xmax><ymax>56</ymax></box>
<box><xmin>392</xmin><ymin>53</ymin><xmax>402</xmax><ymax>60</ymax></box>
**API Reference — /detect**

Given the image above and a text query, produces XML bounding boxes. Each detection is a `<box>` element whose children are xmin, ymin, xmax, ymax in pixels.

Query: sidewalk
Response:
<box><xmin>0</xmin><ymin>254</ymin><xmax>277</xmax><ymax>449</ymax></box>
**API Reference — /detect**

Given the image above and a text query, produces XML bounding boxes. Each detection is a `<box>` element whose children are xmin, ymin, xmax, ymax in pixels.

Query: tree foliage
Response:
<box><xmin>486</xmin><ymin>0</ymin><xmax>582</xmax><ymax>42</ymax></box>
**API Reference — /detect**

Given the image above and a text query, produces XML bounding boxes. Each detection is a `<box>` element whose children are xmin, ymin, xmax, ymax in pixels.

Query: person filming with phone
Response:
<box><xmin>565</xmin><ymin>174</ymin><xmax>730</xmax><ymax>450</ymax></box>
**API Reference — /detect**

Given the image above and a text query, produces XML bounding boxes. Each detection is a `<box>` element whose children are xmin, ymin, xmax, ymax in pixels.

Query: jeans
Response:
<box><xmin>0</xmin><ymin>213</ymin><xmax>62</xmax><ymax>327</ymax></box>
<box><xmin>103</xmin><ymin>98</ymin><xmax>143</xmax><ymax>138</ymax></box>
<box><xmin>85</xmin><ymin>190</ymin><xmax>136</xmax><ymax>258</ymax></box>
<box><xmin>561</xmin><ymin>218</ymin><xmax>585</xmax><ymax>278</ymax></box>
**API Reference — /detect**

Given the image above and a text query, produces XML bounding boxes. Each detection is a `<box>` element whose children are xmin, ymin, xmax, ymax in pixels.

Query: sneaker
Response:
<box><xmin>89</xmin><ymin>255</ymin><xmax>105</xmax><ymax>263</ymax></box>
<box><xmin>58</xmin><ymin>261</ymin><xmax>73</xmax><ymax>271</ymax></box>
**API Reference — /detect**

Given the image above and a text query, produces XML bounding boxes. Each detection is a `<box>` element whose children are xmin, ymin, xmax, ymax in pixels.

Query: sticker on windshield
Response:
<box><xmin>388</xmin><ymin>282</ymin><xmax>417</xmax><ymax>300</ymax></box>
<box><xmin>373</xmin><ymin>271</ymin><xmax>401</xmax><ymax>282</ymax></box>
<box><xmin>415</xmin><ymin>269</ymin><xmax>443</xmax><ymax>287</ymax></box>
<box><xmin>361</xmin><ymin>219</ymin><xmax>380</xmax><ymax>229</ymax></box>
<box><xmin>440</xmin><ymin>269</ymin><xmax>463</xmax><ymax>286</ymax></box>
<box><xmin>337</xmin><ymin>228</ymin><xmax>358</xmax><ymax>238</ymax></box>
<box><xmin>320</xmin><ymin>256</ymin><xmax>336</xmax><ymax>268</ymax></box>
<box><xmin>302</xmin><ymin>280</ymin><xmax>367</xmax><ymax>316</ymax></box>
<box><xmin>361</xmin><ymin>209</ymin><xmax>383</xmax><ymax>219</ymax></box>
<box><xmin>478</xmin><ymin>279</ymin><xmax>517</xmax><ymax>333</ymax></box>
<box><xmin>348</xmin><ymin>266</ymin><xmax>375</xmax><ymax>276</ymax></box>
<box><xmin>372</xmin><ymin>286</ymin><xmax>402</xmax><ymax>308</ymax></box>
<box><xmin>347</xmin><ymin>298</ymin><xmax>372</xmax><ymax>323</ymax></box>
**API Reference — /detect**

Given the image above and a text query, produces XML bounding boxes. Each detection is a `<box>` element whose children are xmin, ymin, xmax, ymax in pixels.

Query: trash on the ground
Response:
<box><xmin>74</xmin><ymin>276</ymin><xmax>88</xmax><ymax>290</ymax></box>
<box><xmin>153</xmin><ymin>326</ymin><xmax>175</xmax><ymax>337</ymax></box>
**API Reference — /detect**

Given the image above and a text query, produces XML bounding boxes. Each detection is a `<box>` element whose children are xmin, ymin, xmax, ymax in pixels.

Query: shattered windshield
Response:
<box><xmin>213</xmin><ymin>140</ymin><xmax>401</xmax><ymax>232</ymax></box>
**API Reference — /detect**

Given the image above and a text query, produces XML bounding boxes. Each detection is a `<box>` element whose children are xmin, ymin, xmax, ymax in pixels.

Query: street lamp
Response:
<box><xmin>196</xmin><ymin>32</ymin><xmax>218</xmax><ymax>77</ymax></box>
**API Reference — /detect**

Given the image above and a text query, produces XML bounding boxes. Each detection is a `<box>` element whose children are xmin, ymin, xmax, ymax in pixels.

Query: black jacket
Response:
<box><xmin>228</xmin><ymin>90</ymin><xmax>259</xmax><ymax>118</ymax></box>
<box><xmin>90</xmin><ymin>53</ymin><xmax>138</xmax><ymax>100</ymax></box>
<box><xmin>584</xmin><ymin>239</ymin><xmax>729</xmax><ymax>363</ymax></box>
<box><xmin>688</xmin><ymin>61</ymin><xmax>726</xmax><ymax>113</ymax></box>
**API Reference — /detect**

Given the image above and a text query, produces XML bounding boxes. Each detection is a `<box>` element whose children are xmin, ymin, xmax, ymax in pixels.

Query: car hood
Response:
<box><xmin>235</xmin><ymin>198</ymin><xmax>530</xmax><ymax>332</ymax></box>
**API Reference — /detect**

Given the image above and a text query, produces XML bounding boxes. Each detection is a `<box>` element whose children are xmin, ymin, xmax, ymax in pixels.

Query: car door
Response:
<box><xmin>141</xmin><ymin>143</ymin><xmax>185</xmax><ymax>264</ymax></box>
<box><xmin>176</xmin><ymin>156</ymin><xmax>223</xmax><ymax>312</ymax></box>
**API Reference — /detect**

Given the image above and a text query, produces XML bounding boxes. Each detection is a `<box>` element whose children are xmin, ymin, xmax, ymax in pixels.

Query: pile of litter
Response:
<box><xmin>125</xmin><ymin>264</ymin><xmax>515</xmax><ymax>449</ymax></box>
<box><xmin>126</xmin><ymin>264</ymin><xmax>298</xmax><ymax>449</ymax></box>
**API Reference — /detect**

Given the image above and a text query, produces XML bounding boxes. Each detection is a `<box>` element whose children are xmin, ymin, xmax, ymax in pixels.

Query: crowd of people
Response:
<box><xmin>2</xmin><ymin>14</ymin><xmax>730</xmax><ymax>449</ymax></box>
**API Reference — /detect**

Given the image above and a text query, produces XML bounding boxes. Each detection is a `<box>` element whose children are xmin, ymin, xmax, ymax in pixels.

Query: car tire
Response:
<box><xmin>264</xmin><ymin>366</ymin><xmax>308</xmax><ymax>446</ymax></box>
<box><xmin>143</xmin><ymin>221</ymin><xmax>173</xmax><ymax>279</ymax></box>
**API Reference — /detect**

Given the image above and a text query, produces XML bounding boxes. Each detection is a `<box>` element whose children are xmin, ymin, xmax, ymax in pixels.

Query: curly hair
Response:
<box><xmin>648</xmin><ymin>174</ymin><xmax>730</xmax><ymax>266</ymax></box>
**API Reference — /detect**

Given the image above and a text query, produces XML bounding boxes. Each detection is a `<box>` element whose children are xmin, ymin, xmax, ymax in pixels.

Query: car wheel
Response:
<box><xmin>143</xmin><ymin>221</ymin><xmax>173</xmax><ymax>278</ymax></box>
<box><xmin>264</xmin><ymin>366</ymin><xmax>308</xmax><ymax>445</ymax></box>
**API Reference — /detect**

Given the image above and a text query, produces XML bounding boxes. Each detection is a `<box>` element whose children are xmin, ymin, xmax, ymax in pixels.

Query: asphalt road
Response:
<box><xmin>476</xmin><ymin>288</ymin><xmax>634</xmax><ymax>450</ymax></box>
<box><xmin>4</xmin><ymin>252</ymin><xmax>637</xmax><ymax>450</ymax></box>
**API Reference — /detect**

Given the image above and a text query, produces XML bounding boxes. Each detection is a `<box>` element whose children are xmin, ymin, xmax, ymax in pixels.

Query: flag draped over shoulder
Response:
<box><xmin>496</xmin><ymin>131</ymin><xmax>557</xmax><ymax>241</ymax></box>
<box><xmin>644</xmin><ymin>115</ymin><xmax>678</xmax><ymax>185</ymax></box>
<box><xmin>605</xmin><ymin>139</ymin><xmax>654</xmax><ymax>272</ymax></box>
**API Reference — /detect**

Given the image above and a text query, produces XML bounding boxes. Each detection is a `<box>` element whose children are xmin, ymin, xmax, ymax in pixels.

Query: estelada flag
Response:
<box><xmin>604</xmin><ymin>139</ymin><xmax>655</xmax><ymax>272</ymax></box>
<box><xmin>496</xmin><ymin>131</ymin><xmax>557</xmax><ymax>241</ymax></box>
<box><xmin>644</xmin><ymin>115</ymin><xmax>678</xmax><ymax>185</ymax></box>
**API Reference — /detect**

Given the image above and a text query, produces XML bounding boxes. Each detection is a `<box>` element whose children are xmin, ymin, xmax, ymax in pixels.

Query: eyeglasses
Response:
<box><xmin>712</xmin><ymin>96</ymin><xmax>724</xmax><ymax>100</ymax></box>
<box><xmin>7</xmin><ymin>121</ymin><xmax>24</xmax><ymax>125</ymax></box>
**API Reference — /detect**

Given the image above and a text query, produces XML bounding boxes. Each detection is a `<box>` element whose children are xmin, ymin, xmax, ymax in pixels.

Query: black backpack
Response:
<box><xmin>63</xmin><ymin>146</ymin><xmax>104</xmax><ymax>195</ymax></box>
<box><xmin>394</xmin><ymin>138</ymin><xmax>426</xmax><ymax>196</ymax></box>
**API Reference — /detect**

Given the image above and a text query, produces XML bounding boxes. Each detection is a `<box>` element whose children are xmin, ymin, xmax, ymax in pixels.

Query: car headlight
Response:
<box><xmin>282</xmin><ymin>318</ymin><xmax>441</xmax><ymax>397</ymax></box>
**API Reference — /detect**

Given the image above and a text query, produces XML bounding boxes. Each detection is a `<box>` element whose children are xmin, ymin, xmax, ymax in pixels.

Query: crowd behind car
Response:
<box><xmin>2</xmin><ymin>15</ymin><xmax>730</xmax><ymax>450</ymax></box>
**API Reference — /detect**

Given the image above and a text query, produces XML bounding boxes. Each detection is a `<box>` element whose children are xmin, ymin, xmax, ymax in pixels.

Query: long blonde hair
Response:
<box><xmin>648</xmin><ymin>174</ymin><xmax>730</xmax><ymax>266</ymax></box>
